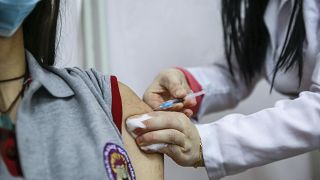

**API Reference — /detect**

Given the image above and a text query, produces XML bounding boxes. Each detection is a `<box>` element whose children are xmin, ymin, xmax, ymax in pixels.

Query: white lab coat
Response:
<box><xmin>188</xmin><ymin>0</ymin><xmax>320</xmax><ymax>179</ymax></box>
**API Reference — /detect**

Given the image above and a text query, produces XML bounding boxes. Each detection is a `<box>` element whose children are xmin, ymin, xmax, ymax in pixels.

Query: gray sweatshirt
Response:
<box><xmin>0</xmin><ymin>51</ymin><xmax>135</xmax><ymax>180</ymax></box>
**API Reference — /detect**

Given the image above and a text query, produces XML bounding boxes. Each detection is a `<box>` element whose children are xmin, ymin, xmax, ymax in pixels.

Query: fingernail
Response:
<box><xmin>133</xmin><ymin>128</ymin><xmax>143</xmax><ymax>136</ymax></box>
<box><xmin>136</xmin><ymin>137</ymin><xmax>143</xmax><ymax>145</ymax></box>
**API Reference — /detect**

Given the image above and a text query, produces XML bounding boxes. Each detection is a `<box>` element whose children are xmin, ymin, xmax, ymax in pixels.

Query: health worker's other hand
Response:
<box><xmin>143</xmin><ymin>69</ymin><xmax>196</xmax><ymax>117</ymax></box>
<box><xmin>128</xmin><ymin>112</ymin><xmax>202</xmax><ymax>167</ymax></box>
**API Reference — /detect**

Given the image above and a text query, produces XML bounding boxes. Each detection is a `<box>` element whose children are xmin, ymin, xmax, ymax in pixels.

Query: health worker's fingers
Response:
<box><xmin>136</xmin><ymin>129</ymin><xmax>186</xmax><ymax>148</ymax></box>
<box><xmin>164</xmin><ymin>102</ymin><xmax>184</xmax><ymax>111</ymax></box>
<box><xmin>182</xmin><ymin>109</ymin><xmax>193</xmax><ymax>118</ymax></box>
<box><xmin>159</xmin><ymin>72</ymin><xmax>188</xmax><ymax>99</ymax></box>
<box><xmin>132</xmin><ymin>112</ymin><xmax>185</xmax><ymax>136</ymax></box>
<box><xmin>143</xmin><ymin>69</ymin><xmax>192</xmax><ymax>111</ymax></box>
<box><xmin>157</xmin><ymin>144</ymin><xmax>188</xmax><ymax>166</ymax></box>
<box><xmin>143</xmin><ymin>83</ymin><xmax>170</xmax><ymax>109</ymax></box>
<box><xmin>162</xmin><ymin>80</ymin><xmax>187</xmax><ymax>99</ymax></box>
<box><xmin>183</xmin><ymin>97</ymin><xmax>197</xmax><ymax>108</ymax></box>
<box><xmin>161</xmin><ymin>95</ymin><xmax>197</xmax><ymax>112</ymax></box>
<box><xmin>131</xmin><ymin>111</ymin><xmax>202</xmax><ymax>167</ymax></box>
<box><xmin>141</xmin><ymin>144</ymin><xmax>185</xmax><ymax>166</ymax></box>
<box><xmin>158</xmin><ymin>97</ymin><xmax>196</xmax><ymax>112</ymax></box>
<box><xmin>143</xmin><ymin>92</ymin><xmax>166</xmax><ymax>109</ymax></box>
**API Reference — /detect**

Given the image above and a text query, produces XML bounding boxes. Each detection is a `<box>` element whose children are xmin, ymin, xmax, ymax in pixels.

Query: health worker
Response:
<box><xmin>131</xmin><ymin>1</ymin><xmax>320</xmax><ymax>179</ymax></box>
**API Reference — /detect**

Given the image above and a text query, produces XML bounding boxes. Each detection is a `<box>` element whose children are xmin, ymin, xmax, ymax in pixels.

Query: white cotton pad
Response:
<box><xmin>141</xmin><ymin>143</ymin><xmax>168</xmax><ymax>152</ymax></box>
<box><xmin>126</xmin><ymin>114</ymin><xmax>152</xmax><ymax>138</ymax></box>
<box><xmin>126</xmin><ymin>114</ymin><xmax>169</xmax><ymax>152</ymax></box>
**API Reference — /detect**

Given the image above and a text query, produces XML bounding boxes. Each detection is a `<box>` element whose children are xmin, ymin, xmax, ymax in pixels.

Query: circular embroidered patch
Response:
<box><xmin>103</xmin><ymin>143</ymin><xmax>136</xmax><ymax>180</ymax></box>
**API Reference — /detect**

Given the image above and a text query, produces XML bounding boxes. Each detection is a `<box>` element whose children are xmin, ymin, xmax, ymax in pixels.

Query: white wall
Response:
<box><xmin>56</xmin><ymin>0</ymin><xmax>83</xmax><ymax>68</ymax></box>
<box><xmin>106</xmin><ymin>0</ymin><xmax>319</xmax><ymax>180</ymax></box>
<box><xmin>106</xmin><ymin>0</ymin><xmax>223</xmax><ymax>95</ymax></box>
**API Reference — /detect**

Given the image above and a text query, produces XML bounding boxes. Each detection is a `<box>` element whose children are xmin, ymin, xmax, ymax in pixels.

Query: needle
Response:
<box><xmin>154</xmin><ymin>90</ymin><xmax>206</xmax><ymax>110</ymax></box>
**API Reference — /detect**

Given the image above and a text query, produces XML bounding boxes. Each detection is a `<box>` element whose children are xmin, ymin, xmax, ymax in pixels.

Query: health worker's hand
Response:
<box><xmin>143</xmin><ymin>68</ymin><xmax>196</xmax><ymax>117</ymax></box>
<box><xmin>127</xmin><ymin>111</ymin><xmax>203</xmax><ymax>167</ymax></box>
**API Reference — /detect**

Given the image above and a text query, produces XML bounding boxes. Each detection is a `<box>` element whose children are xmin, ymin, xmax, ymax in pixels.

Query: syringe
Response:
<box><xmin>154</xmin><ymin>90</ymin><xmax>206</xmax><ymax>110</ymax></box>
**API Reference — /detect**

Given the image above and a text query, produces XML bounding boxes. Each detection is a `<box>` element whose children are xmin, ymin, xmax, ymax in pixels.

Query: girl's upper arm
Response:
<box><xmin>118</xmin><ymin>82</ymin><xmax>164</xmax><ymax>180</ymax></box>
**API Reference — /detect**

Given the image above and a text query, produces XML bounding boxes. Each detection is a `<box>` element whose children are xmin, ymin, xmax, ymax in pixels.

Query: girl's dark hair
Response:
<box><xmin>222</xmin><ymin>0</ymin><xmax>305</xmax><ymax>89</ymax></box>
<box><xmin>23</xmin><ymin>0</ymin><xmax>61</xmax><ymax>67</ymax></box>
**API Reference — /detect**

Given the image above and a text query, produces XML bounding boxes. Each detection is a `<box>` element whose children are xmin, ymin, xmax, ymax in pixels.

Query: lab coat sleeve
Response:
<box><xmin>195</xmin><ymin>57</ymin><xmax>320</xmax><ymax>180</ymax></box>
<box><xmin>185</xmin><ymin>55</ymin><xmax>261</xmax><ymax>119</ymax></box>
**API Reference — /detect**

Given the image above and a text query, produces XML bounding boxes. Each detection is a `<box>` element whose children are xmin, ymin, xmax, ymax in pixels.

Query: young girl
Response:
<box><xmin>0</xmin><ymin>0</ymin><xmax>163</xmax><ymax>179</ymax></box>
